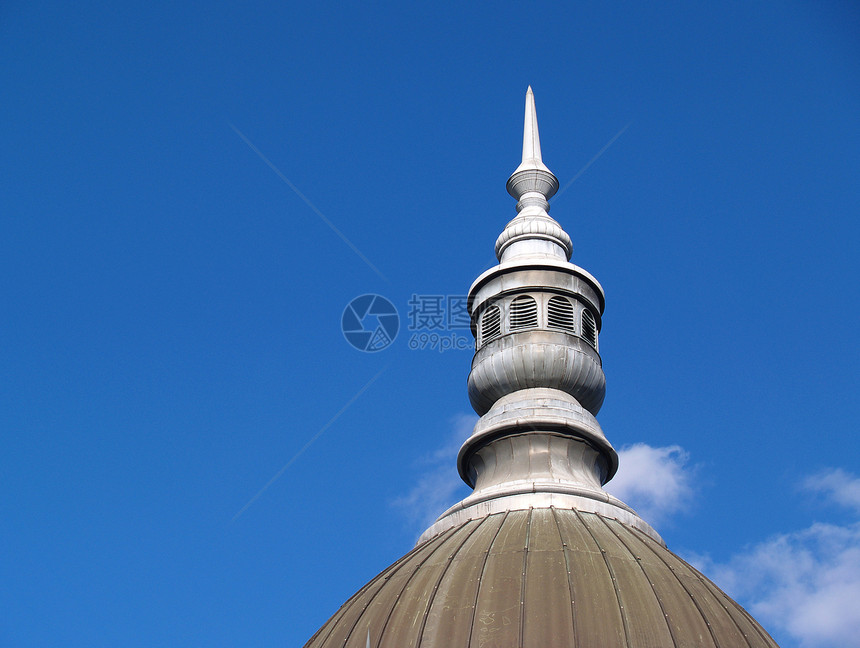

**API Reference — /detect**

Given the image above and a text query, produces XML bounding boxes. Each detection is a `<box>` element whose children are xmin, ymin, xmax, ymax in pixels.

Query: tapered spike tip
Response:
<box><xmin>522</xmin><ymin>86</ymin><xmax>542</xmax><ymax>163</ymax></box>
<box><xmin>510</xmin><ymin>86</ymin><xmax>553</xmax><ymax>177</ymax></box>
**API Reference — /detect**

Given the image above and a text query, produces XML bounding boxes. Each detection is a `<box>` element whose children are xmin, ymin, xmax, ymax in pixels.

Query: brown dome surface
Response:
<box><xmin>305</xmin><ymin>508</ymin><xmax>778</xmax><ymax>648</ymax></box>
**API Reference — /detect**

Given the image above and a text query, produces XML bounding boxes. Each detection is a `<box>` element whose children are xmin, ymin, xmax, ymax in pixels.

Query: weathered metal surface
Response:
<box><xmin>304</xmin><ymin>509</ymin><xmax>780</xmax><ymax>648</ymax></box>
<box><xmin>467</xmin><ymin>332</ymin><xmax>606</xmax><ymax>416</ymax></box>
<box><xmin>420</xmin><ymin>388</ymin><xmax>660</xmax><ymax>546</ymax></box>
<box><xmin>522</xmin><ymin>508</ymin><xmax>574</xmax><ymax>645</ymax></box>
<box><xmin>305</xmin><ymin>89</ymin><xmax>780</xmax><ymax>648</ymax></box>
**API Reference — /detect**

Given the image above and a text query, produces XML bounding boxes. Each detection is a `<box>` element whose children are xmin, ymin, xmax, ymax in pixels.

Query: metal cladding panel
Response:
<box><xmin>421</xmin><ymin>513</ymin><xmax>507</xmax><ymax>648</ymax></box>
<box><xmin>604</xmin><ymin>518</ymin><xmax>716</xmax><ymax>648</ymax></box>
<box><xmin>309</xmin><ymin>526</ymin><xmax>457</xmax><ymax>648</ymax></box>
<box><xmin>378</xmin><ymin>520</ymin><xmax>482</xmax><ymax>648</ymax></box>
<box><xmin>470</xmin><ymin>509</ymin><xmax>529</xmax><ymax>647</ymax></box>
<box><xmin>674</xmin><ymin>571</ymin><xmax>753</xmax><ymax>648</ymax></box>
<box><xmin>627</xmin><ymin>528</ymin><xmax>751</xmax><ymax>647</ymax></box>
<box><xmin>626</xmin><ymin>524</ymin><xmax>779</xmax><ymax>648</ymax></box>
<box><xmin>554</xmin><ymin>508</ymin><xmax>627</xmax><ymax>646</ymax></box>
<box><xmin>304</xmin><ymin>510</ymin><xmax>780</xmax><ymax>648</ymax></box>
<box><xmin>522</xmin><ymin>508</ymin><xmax>575</xmax><ymax>645</ymax></box>
<box><xmin>579</xmin><ymin>512</ymin><xmax>676</xmax><ymax>647</ymax></box>
<box><xmin>671</xmin><ymin>554</ymin><xmax>779</xmax><ymax>647</ymax></box>
<box><xmin>305</xmin><ymin>550</ymin><xmax>393</xmax><ymax>648</ymax></box>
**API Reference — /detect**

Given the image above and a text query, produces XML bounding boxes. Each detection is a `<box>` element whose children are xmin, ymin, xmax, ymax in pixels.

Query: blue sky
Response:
<box><xmin>2</xmin><ymin>2</ymin><xmax>859</xmax><ymax>647</ymax></box>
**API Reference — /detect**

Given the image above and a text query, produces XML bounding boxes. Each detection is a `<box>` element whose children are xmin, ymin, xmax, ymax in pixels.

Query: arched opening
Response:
<box><xmin>547</xmin><ymin>296</ymin><xmax>575</xmax><ymax>333</ymax></box>
<box><xmin>509</xmin><ymin>295</ymin><xmax>538</xmax><ymax>331</ymax></box>
<box><xmin>581</xmin><ymin>309</ymin><xmax>598</xmax><ymax>349</ymax></box>
<box><xmin>479</xmin><ymin>305</ymin><xmax>501</xmax><ymax>347</ymax></box>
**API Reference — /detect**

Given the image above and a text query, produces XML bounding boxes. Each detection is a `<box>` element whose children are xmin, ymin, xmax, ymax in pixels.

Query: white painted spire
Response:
<box><xmin>500</xmin><ymin>86</ymin><xmax>568</xmax><ymax>260</ymax></box>
<box><xmin>522</xmin><ymin>86</ymin><xmax>543</xmax><ymax>165</ymax></box>
<box><xmin>514</xmin><ymin>86</ymin><xmax>552</xmax><ymax>175</ymax></box>
<box><xmin>419</xmin><ymin>89</ymin><xmax>663</xmax><ymax>547</ymax></box>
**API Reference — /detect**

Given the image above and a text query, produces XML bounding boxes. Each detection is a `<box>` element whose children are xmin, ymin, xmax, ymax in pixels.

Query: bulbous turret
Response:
<box><xmin>303</xmin><ymin>87</ymin><xmax>781</xmax><ymax>648</ymax></box>
<box><xmin>422</xmin><ymin>87</ymin><xmax>651</xmax><ymax>544</ymax></box>
<box><xmin>468</xmin><ymin>88</ymin><xmax>605</xmax><ymax>420</ymax></box>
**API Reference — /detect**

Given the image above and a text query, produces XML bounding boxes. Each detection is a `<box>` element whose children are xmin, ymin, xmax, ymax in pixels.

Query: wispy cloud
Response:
<box><xmin>707</xmin><ymin>522</ymin><xmax>860</xmax><ymax>648</ymax></box>
<box><xmin>604</xmin><ymin>443</ymin><xmax>695</xmax><ymax>525</ymax></box>
<box><xmin>391</xmin><ymin>414</ymin><xmax>476</xmax><ymax>533</ymax></box>
<box><xmin>692</xmin><ymin>468</ymin><xmax>860</xmax><ymax>648</ymax></box>
<box><xmin>803</xmin><ymin>468</ymin><xmax>860</xmax><ymax>514</ymax></box>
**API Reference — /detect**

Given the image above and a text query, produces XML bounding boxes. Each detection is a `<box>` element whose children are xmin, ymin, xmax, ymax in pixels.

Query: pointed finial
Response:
<box><xmin>505</xmin><ymin>87</ymin><xmax>559</xmax><ymax>210</ymax></box>
<box><xmin>514</xmin><ymin>86</ymin><xmax>551</xmax><ymax>175</ymax></box>
<box><xmin>522</xmin><ymin>86</ymin><xmax>543</xmax><ymax>165</ymax></box>
<box><xmin>499</xmin><ymin>87</ymin><xmax>570</xmax><ymax>261</ymax></box>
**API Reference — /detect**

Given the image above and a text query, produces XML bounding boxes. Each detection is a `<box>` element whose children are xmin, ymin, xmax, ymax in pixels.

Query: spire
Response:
<box><xmin>515</xmin><ymin>86</ymin><xmax>551</xmax><ymax>175</ymax></box>
<box><xmin>420</xmin><ymin>87</ymin><xmax>660</xmax><ymax>547</ymax></box>
<box><xmin>304</xmin><ymin>89</ymin><xmax>781</xmax><ymax>648</ymax></box>
<box><xmin>498</xmin><ymin>87</ymin><xmax>570</xmax><ymax>261</ymax></box>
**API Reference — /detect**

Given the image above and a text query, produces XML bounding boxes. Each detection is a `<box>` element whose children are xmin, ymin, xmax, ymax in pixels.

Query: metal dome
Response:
<box><xmin>303</xmin><ymin>88</ymin><xmax>781</xmax><ymax>648</ymax></box>
<box><xmin>305</xmin><ymin>509</ymin><xmax>778</xmax><ymax>648</ymax></box>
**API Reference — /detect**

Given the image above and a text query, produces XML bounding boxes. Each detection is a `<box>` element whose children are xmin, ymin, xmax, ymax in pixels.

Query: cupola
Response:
<box><xmin>303</xmin><ymin>88</ymin><xmax>780</xmax><ymax>648</ymax></box>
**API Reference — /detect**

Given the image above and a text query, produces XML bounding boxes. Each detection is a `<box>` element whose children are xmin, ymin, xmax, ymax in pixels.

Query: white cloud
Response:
<box><xmin>395</xmin><ymin>431</ymin><xmax>699</xmax><ymax>535</ymax></box>
<box><xmin>803</xmin><ymin>468</ymin><xmax>860</xmax><ymax>514</ymax></box>
<box><xmin>391</xmin><ymin>414</ymin><xmax>476</xmax><ymax>532</ymax></box>
<box><xmin>707</xmin><ymin>522</ymin><xmax>860</xmax><ymax>648</ymax></box>
<box><xmin>425</xmin><ymin>413</ymin><xmax>476</xmax><ymax>464</ymax></box>
<box><xmin>604</xmin><ymin>443</ymin><xmax>695</xmax><ymax>525</ymax></box>
<box><xmin>694</xmin><ymin>469</ymin><xmax>860</xmax><ymax>648</ymax></box>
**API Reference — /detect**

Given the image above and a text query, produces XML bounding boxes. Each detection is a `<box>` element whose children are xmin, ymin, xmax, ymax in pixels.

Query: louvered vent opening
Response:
<box><xmin>480</xmin><ymin>306</ymin><xmax>501</xmax><ymax>347</ymax></box>
<box><xmin>547</xmin><ymin>296</ymin><xmax>575</xmax><ymax>333</ymax></box>
<box><xmin>509</xmin><ymin>296</ymin><xmax>538</xmax><ymax>331</ymax></box>
<box><xmin>581</xmin><ymin>309</ymin><xmax>598</xmax><ymax>348</ymax></box>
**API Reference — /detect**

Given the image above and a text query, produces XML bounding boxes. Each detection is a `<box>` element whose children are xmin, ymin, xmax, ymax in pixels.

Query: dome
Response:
<box><xmin>305</xmin><ymin>509</ymin><xmax>778</xmax><ymax>648</ymax></box>
<box><xmin>302</xmin><ymin>88</ymin><xmax>781</xmax><ymax>648</ymax></box>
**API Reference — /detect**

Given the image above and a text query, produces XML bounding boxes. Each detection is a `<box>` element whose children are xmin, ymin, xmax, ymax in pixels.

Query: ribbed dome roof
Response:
<box><xmin>305</xmin><ymin>509</ymin><xmax>778</xmax><ymax>648</ymax></box>
<box><xmin>303</xmin><ymin>89</ymin><xmax>780</xmax><ymax>647</ymax></box>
